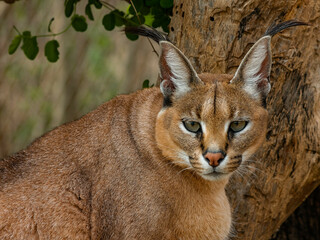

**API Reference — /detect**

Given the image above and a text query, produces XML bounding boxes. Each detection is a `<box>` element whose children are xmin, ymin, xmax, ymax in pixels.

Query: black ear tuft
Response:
<box><xmin>124</xmin><ymin>26</ymin><xmax>169</xmax><ymax>44</ymax></box>
<box><xmin>124</xmin><ymin>26</ymin><xmax>203</xmax><ymax>106</ymax></box>
<box><xmin>231</xmin><ymin>20</ymin><xmax>308</xmax><ymax>104</ymax></box>
<box><xmin>264</xmin><ymin>20</ymin><xmax>309</xmax><ymax>37</ymax></box>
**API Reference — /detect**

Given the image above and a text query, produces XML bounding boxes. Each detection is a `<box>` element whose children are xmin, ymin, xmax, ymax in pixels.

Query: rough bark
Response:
<box><xmin>170</xmin><ymin>1</ymin><xmax>320</xmax><ymax>239</ymax></box>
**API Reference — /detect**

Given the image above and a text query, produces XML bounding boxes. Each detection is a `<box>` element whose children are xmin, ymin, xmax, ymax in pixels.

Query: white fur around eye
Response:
<box><xmin>224</xmin><ymin>120</ymin><xmax>231</xmax><ymax>134</ymax></box>
<box><xmin>200</xmin><ymin>121</ymin><xmax>206</xmax><ymax>135</ymax></box>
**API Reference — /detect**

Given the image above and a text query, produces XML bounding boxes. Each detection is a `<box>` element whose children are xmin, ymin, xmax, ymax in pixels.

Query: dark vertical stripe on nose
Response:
<box><xmin>213</xmin><ymin>82</ymin><xmax>217</xmax><ymax>116</ymax></box>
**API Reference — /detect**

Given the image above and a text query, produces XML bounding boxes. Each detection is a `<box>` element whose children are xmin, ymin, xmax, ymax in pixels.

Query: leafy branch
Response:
<box><xmin>8</xmin><ymin>0</ymin><xmax>173</xmax><ymax>63</ymax></box>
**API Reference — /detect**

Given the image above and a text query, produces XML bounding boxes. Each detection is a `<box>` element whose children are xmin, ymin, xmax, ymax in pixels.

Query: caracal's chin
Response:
<box><xmin>200</xmin><ymin>171</ymin><xmax>232</xmax><ymax>181</ymax></box>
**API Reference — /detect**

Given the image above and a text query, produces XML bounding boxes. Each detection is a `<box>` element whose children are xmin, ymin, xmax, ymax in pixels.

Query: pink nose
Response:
<box><xmin>204</xmin><ymin>152</ymin><xmax>225</xmax><ymax>167</ymax></box>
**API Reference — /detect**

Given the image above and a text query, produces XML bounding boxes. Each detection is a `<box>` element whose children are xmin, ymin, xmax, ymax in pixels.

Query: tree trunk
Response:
<box><xmin>170</xmin><ymin>1</ymin><xmax>320</xmax><ymax>239</ymax></box>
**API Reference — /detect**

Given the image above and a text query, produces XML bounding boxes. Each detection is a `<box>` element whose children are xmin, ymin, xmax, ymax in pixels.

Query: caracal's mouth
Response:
<box><xmin>187</xmin><ymin>154</ymin><xmax>242</xmax><ymax>181</ymax></box>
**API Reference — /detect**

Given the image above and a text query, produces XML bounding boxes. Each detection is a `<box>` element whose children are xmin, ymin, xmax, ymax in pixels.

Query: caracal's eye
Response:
<box><xmin>183</xmin><ymin>121</ymin><xmax>201</xmax><ymax>133</ymax></box>
<box><xmin>229</xmin><ymin>121</ymin><xmax>247</xmax><ymax>133</ymax></box>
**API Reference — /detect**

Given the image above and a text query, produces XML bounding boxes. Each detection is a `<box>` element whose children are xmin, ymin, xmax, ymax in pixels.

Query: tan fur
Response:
<box><xmin>0</xmin><ymin>44</ymin><xmax>270</xmax><ymax>239</ymax></box>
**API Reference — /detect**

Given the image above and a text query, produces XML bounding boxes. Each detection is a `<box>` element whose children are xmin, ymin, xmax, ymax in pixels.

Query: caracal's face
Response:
<box><xmin>156</xmin><ymin>78</ymin><xmax>268</xmax><ymax>181</ymax></box>
<box><xmin>154</xmin><ymin>35</ymin><xmax>272</xmax><ymax>181</ymax></box>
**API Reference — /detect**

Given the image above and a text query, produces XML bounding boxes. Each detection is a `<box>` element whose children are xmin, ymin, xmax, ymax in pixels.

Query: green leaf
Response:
<box><xmin>90</xmin><ymin>0</ymin><xmax>102</xmax><ymax>9</ymax></box>
<box><xmin>102</xmin><ymin>13</ymin><xmax>115</xmax><ymax>31</ymax></box>
<box><xmin>21</xmin><ymin>32</ymin><xmax>39</xmax><ymax>60</ymax></box>
<box><xmin>141</xmin><ymin>6</ymin><xmax>150</xmax><ymax>15</ymax></box>
<box><xmin>142</xmin><ymin>79</ymin><xmax>150</xmax><ymax>88</ymax></box>
<box><xmin>146</xmin><ymin>0</ymin><xmax>158</xmax><ymax>7</ymax></box>
<box><xmin>130</xmin><ymin>14</ymin><xmax>145</xmax><ymax>25</ymax></box>
<box><xmin>131</xmin><ymin>0</ymin><xmax>143</xmax><ymax>12</ymax></box>
<box><xmin>85</xmin><ymin>4</ymin><xmax>94</xmax><ymax>21</ymax></box>
<box><xmin>113</xmin><ymin>10</ymin><xmax>125</xmax><ymax>27</ymax></box>
<box><xmin>45</xmin><ymin>40</ymin><xmax>60</xmax><ymax>63</ymax></box>
<box><xmin>161</xmin><ymin>15</ymin><xmax>171</xmax><ymax>32</ymax></box>
<box><xmin>128</xmin><ymin>5</ymin><xmax>135</xmax><ymax>15</ymax></box>
<box><xmin>8</xmin><ymin>35</ymin><xmax>22</xmax><ymax>55</ymax></box>
<box><xmin>48</xmin><ymin>18</ymin><xmax>55</xmax><ymax>32</ymax></box>
<box><xmin>151</xmin><ymin>6</ymin><xmax>164</xmax><ymax>17</ymax></box>
<box><xmin>160</xmin><ymin>0</ymin><xmax>173</xmax><ymax>8</ymax></box>
<box><xmin>125</xmin><ymin>32</ymin><xmax>139</xmax><ymax>41</ymax></box>
<box><xmin>152</xmin><ymin>13</ymin><xmax>170</xmax><ymax>31</ymax></box>
<box><xmin>152</xmin><ymin>18</ymin><xmax>161</xmax><ymax>28</ymax></box>
<box><xmin>65</xmin><ymin>0</ymin><xmax>74</xmax><ymax>18</ymax></box>
<box><xmin>71</xmin><ymin>15</ymin><xmax>88</xmax><ymax>32</ymax></box>
<box><xmin>22</xmin><ymin>31</ymin><xmax>31</xmax><ymax>37</ymax></box>
<box><xmin>142</xmin><ymin>79</ymin><xmax>154</xmax><ymax>88</ymax></box>
<box><xmin>144</xmin><ymin>13</ymin><xmax>154</xmax><ymax>27</ymax></box>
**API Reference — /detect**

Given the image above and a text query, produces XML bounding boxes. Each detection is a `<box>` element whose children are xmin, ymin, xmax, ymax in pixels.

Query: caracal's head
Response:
<box><xmin>155</xmin><ymin>36</ymin><xmax>272</xmax><ymax>181</ymax></box>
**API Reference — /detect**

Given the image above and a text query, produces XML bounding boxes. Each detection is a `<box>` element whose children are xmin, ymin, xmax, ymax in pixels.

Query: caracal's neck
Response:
<box><xmin>128</xmin><ymin>87</ymin><xmax>163</xmax><ymax>158</ymax></box>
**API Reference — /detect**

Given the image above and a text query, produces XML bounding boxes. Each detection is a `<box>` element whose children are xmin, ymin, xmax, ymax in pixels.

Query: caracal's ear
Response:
<box><xmin>230</xmin><ymin>20</ymin><xmax>308</xmax><ymax>105</ymax></box>
<box><xmin>159</xmin><ymin>41</ymin><xmax>203</xmax><ymax>104</ymax></box>
<box><xmin>230</xmin><ymin>36</ymin><xmax>272</xmax><ymax>104</ymax></box>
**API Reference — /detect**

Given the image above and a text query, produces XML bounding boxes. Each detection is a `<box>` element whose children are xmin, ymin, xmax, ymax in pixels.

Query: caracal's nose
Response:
<box><xmin>204</xmin><ymin>152</ymin><xmax>225</xmax><ymax>167</ymax></box>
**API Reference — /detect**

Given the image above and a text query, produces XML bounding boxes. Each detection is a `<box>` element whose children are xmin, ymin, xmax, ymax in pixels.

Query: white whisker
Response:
<box><xmin>177</xmin><ymin>166</ymin><xmax>194</xmax><ymax>175</ymax></box>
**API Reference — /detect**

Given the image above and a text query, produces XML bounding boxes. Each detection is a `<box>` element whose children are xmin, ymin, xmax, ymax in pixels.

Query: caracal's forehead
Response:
<box><xmin>174</xmin><ymin>80</ymin><xmax>257</xmax><ymax>123</ymax></box>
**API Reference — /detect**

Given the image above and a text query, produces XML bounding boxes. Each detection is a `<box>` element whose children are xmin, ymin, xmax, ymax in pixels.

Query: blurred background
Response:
<box><xmin>0</xmin><ymin>0</ymin><xmax>159</xmax><ymax>157</ymax></box>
